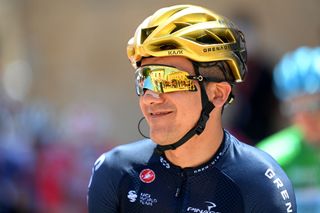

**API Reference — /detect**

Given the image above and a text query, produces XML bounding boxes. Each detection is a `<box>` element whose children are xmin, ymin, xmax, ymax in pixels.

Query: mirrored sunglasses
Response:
<box><xmin>135</xmin><ymin>65</ymin><xmax>199</xmax><ymax>96</ymax></box>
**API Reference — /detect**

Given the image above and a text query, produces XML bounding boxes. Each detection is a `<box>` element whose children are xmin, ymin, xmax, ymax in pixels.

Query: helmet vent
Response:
<box><xmin>193</xmin><ymin>29</ymin><xmax>235</xmax><ymax>44</ymax></box>
<box><xmin>141</xmin><ymin>26</ymin><xmax>158</xmax><ymax>43</ymax></box>
<box><xmin>171</xmin><ymin>22</ymin><xmax>191</xmax><ymax>34</ymax></box>
<box><xmin>196</xmin><ymin>34</ymin><xmax>220</xmax><ymax>44</ymax></box>
<box><xmin>160</xmin><ymin>44</ymin><xmax>178</xmax><ymax>50</ymax></box>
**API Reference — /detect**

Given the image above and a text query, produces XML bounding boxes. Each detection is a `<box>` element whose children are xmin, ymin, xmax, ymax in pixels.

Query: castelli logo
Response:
<box><xmin>139</xmin><ymin>169</ymin><xmax>156</xmax><ymax>183</ymax></box>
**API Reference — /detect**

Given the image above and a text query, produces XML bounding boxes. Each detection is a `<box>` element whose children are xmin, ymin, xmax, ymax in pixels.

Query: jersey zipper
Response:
<box><xmin>176</xmin><ymin>170</ymin><xmax>187</xmax><ymax>213</ymax></box>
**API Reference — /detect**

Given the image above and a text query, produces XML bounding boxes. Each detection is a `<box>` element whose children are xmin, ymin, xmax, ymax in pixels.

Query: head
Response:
<box><xmin>127</xmin><ymin>5</ymin><xmax>247</xmax><ymax>148</ymax></box>
<box><xmin>274</xmin><ymin>46</ymin><xmax>320</xmax><ymax>144</ymax></box>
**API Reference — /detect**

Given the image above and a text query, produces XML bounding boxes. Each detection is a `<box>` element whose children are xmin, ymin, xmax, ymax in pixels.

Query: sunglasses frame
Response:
<box><xmin>135</xmin><ymin>64</ymin><xmax>199</xmax><ymax>96</ymax></box>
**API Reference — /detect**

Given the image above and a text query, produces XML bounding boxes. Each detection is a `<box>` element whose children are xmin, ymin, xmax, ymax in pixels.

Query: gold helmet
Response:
<box><xmin>127</xmin><ymin>4</ymin><xmax>247</xmax><ymax>82</ymax></box>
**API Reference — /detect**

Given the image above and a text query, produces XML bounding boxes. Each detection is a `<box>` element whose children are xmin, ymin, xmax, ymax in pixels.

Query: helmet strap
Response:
<box><xmin>156</xmin><ymin>62</ymin><xmax>214</xmax><ymax>153</ymax></box>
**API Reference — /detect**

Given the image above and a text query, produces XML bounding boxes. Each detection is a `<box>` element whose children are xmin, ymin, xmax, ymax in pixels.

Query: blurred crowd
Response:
<box><xmin>0</xmin><ymin>96</ymin><xmax>116</xmax><ymax>213</ymax></box>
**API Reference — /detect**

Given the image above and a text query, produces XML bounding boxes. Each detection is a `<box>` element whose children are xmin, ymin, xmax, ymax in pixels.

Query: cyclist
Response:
<box><xmin>88</xmin><ymin>4</ymin><xmax>296</xmax><ymax>212</ymax></box>
<box><xmin>258</xmin><ymin>46</ymin><xmax>320</xmax><ymax>212</ymax></box>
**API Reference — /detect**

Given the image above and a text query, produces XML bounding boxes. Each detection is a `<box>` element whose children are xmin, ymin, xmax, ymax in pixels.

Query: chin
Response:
<box><xmin>149</xmin><ymin>133</ymin><xmax>165</xmax><ymax>144</ymax></box>
<box><xmin>150</xmin><ymin>132</ymin><xmax>186</xmax><ymax>148</ymax></box>
<box><xmin>149</xmin><ymin>130</ymin><xmax>174</xmax><ymax>145</ymax></box>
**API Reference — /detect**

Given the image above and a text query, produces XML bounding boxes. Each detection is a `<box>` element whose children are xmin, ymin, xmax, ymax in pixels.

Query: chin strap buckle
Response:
<box><xmin>195</xmin><ymin>113</ymin><xmax>210</xmax><ymax>135</ymax></box>
<box><xmin>195</xmin><ymin>101</ymin><xmax>213</xmax><ymax>135</ymax></box>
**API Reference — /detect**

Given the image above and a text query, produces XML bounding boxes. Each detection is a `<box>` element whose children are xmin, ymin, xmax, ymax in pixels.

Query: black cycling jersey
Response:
<box><xmin>88</xmin><ymin>130</ymin><xmax>296</xmax><ymax>213</ymax></box>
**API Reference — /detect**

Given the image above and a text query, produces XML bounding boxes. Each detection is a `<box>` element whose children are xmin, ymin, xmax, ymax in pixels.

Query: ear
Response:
<box><xmin>206</xmin><ymin>82</ymin><xmax>232</xmax><ymax>107</ymax></box>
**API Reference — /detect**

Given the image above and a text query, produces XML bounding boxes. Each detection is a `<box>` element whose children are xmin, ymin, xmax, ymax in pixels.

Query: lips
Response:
<box><xmin>149</xmin><ymin>110</ymin><xmax>173</xmax><ymax>118</ymax></box>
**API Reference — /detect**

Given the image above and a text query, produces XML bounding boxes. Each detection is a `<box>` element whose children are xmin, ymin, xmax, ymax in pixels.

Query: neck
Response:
<box><xmin>164</xmin><ymin>111</ymin><xmax>224</xmax><ymax>168</ymax></box>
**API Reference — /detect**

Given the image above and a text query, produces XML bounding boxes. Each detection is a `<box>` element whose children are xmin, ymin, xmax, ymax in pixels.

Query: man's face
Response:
<box><xmin>139</xmin><ymin>56</ymin><xmax>202</xmax><ymax>145</ymax></box>
<box><xmin>288</xmin><ymin>94</ymin><xmax>320</xmax><ymax>145</ymax></box>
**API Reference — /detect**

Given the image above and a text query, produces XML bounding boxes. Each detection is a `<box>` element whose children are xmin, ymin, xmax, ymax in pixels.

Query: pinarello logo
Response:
<box><xmin>139</xmin><ymin>169</ymin><xmax>156</xmax><ymax>183</ymax></box>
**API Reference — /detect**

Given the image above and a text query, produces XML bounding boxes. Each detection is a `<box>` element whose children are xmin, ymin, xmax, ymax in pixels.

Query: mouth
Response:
<box><xmin>149</xmin><ymin>111</ymin><xmax>172</xmax><ymax>118</ymax></box>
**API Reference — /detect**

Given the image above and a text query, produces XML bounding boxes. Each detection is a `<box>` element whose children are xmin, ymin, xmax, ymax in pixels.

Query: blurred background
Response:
<box><xmin>0</xmin><ymin>0</ymin><xmax>319</xmax><ymax>212</ymax></box>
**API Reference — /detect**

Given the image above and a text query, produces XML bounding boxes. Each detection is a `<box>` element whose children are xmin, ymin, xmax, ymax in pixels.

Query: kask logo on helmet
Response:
<box><xmin>168</xmin><ymin>50</ymin><xmax>184</xmax><ymax>55</ymax></box>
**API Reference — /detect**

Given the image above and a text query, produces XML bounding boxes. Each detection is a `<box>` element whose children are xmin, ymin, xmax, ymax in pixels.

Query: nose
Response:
<box><xmin>141</xmin><ymin>89</ymin><xmax>164</xmax><ymax>105</ymax></box>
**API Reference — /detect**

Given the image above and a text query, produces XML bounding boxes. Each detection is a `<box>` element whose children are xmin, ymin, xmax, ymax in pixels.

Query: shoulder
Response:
<box><xmin>87</xmin><ymin>139</ymin><xmax>156</xmax><ymax>212</ymax></box>
<box><xmin>223</xmin><ymin>130</ymin><xmax>283</xmax><ymax>171</ymax></box>
<box><xmin>88</xmin><ymin>139</ymin><xmax>156</xmax><ymax>191</ymax></box>
<box><xmin>93</xmin><ymin>139</ymin><xmax>156</xmax><ymax>175</ymax></box>
<box><xmin>223</xmin><ymin>130</ymin><xmax>291</xmax><ymax>184</ymax></box>
<box><xmin>221</xmin><ymin>131</ymin><xmax>297</xmax><ymax>212</ymax></box>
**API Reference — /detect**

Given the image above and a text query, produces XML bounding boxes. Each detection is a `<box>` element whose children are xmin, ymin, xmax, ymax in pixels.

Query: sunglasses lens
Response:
<box><xmin>135</xmin><ymin>65</ymin><xmax>197</xmax><ymax>95</ymax></box>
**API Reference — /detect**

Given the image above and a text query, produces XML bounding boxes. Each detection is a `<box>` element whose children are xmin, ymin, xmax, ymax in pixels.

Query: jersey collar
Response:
<box><xmin>155</xmin><ymin>130</ymin><xmax>229</xmax><ymax>176</ymax></box>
